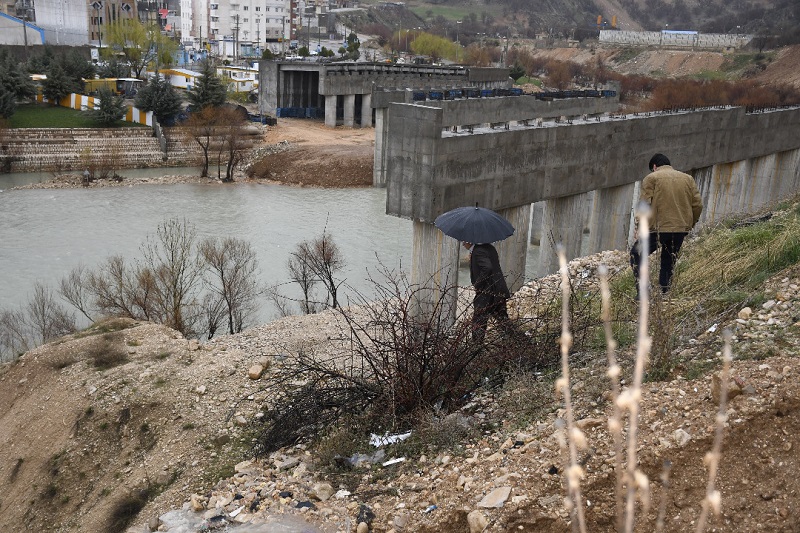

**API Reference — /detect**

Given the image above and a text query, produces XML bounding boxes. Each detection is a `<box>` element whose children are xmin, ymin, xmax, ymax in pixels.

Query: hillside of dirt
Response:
<box><xmin>2</xmin><ymin>249</ymin><xmax>800</xmax><ymax>533</ymax></box>
<box><xmin>519</xmin><ymin>44</ymin><xmax>800</xmax><ymax>87</ymax></box>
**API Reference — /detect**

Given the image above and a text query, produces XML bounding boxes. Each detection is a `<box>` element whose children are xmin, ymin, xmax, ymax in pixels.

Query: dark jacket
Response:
<box><xmin>469</xmin><ymin>243</ymin><xmax>510</xmax><ymax>309</ymax></box>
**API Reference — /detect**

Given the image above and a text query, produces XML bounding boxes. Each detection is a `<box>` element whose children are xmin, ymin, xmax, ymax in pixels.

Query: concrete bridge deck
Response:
<box><xmin>381</xmin><ymin>100</ymin><xmax>800</xmax><ymax>318</ymax></box>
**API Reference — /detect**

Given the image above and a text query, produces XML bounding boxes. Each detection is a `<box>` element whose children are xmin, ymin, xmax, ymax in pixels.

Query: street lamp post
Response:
<box><xmin>456</xmin><ymin>20</ymin><xmax>461</xmax><ymax>63</ymax></box>
<box><xmin>91</xmin><ymin>1</ymin><xmax>103</xmax><ymax>50</ymax></box>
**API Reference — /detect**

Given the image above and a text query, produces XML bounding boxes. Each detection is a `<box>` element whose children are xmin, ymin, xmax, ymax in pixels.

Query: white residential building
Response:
<box><xmin>207</xmin><ymin>0</ymin><xmax>329</xmax><ymax>59</ymax></box>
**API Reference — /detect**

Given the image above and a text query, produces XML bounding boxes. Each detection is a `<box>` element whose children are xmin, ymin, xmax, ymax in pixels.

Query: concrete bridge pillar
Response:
<box><xmin>587</xmin><ymin>183</ymin><xmax>636</xmax><ymax>254</ymax></box>
<box><xmin>343</xmin><ymin>94</ymin><xmax>356</xmax><ymax>127</ymax></box>
<box><xmin>373</xmin><ymin>107</ymin><xmax>387</xmax><ymax>187</ymax></box>
<box><xmin>410</xmin><ymin>220</ymin><xmax>460</xmax><ymax>327</ymax></box>
<box><xmin>529</xmin><ymin>202</ymin><xmax>544</xmax><ymax>245</ymax></box>
<box><xmin>360</xmin><ymin>93</ymin><xmax>373</xmax><ymax>128</ymax></box>
<box><xmin>538</xmin><ymin>193</ymin><xmax>589</xmax><ymax>276</ymax></box>
<box><xmin>496</xmin><ymin>204</ymin><xmax>532</xmax><ymax>293</ymax></box>
<box><xmin>324</xmin><ymin>95</ymin><xmax>337</xmax><ymax>127</ymax></box>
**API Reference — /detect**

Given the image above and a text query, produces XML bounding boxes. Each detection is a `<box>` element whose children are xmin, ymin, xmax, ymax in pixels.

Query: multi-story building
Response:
<box><xmin>208</xmin><ymin>0</ymin><xmax>293</xmax><ymax>59</ymax></box>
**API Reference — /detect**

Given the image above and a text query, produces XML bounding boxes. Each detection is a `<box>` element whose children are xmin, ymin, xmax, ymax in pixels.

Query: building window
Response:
<box><xmin>255</xmin><ymin>6</ymin><xmax>260</xmax><ymax>11</ymax></box>
<box><xmin>210</xmin><ymin>3</ymin><xmax>218</xmax><ymax>8</ymax></box>
<box><xmin>243</xmin><ymin>5</ymin><xmax>247</xmax><ymax>10</ymax></box>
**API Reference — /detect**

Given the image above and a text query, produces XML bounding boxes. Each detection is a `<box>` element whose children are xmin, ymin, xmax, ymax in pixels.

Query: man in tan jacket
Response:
<box><xmin>630</xmin><ymin>153</ymin><xmax>703</xmax><ymax>296</ymax></box>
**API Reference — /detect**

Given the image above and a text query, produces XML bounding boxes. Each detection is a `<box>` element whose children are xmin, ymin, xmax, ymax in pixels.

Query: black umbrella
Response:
<box><xmin>433</xmin><ymin>205</ymin><xmax>515</xmax><ymax>244</ymax></box>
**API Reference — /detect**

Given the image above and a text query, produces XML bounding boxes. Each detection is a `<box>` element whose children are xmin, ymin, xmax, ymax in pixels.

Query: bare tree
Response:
<box><xmin>87</xmin><ymin>255</ymin><xmax>151</xmax><ymax>320</ymax></box>
<box><xmin>184</xmin><ymin>106</ymin><xmax>250</xmax><ymax>181</ymax></box>
<box><xmin>216</xmin><ymin>107</ymin><xmax>249</xmax><ymax>182</ymax></box>
<box><xmin>25</xmin><ymin>282</ymin><xmax>76</xmax><ymax>345</ymax></box>
<box><xmin>183</xmin><ymin>107</ymin><xmax>217</xmax><ymax>178</ymax></box>
<box><xmin>59</xmin><ymin>264</ymin><xmax>95</xmax><ymax>322</ymax></box>
<box><xmin>84</xmin><ymin>220</ymin><xmax>203</xmax><ymax>336</ymax></box>
<box><xmin>287</xmin><ymin>252</ymin><xmax>321</xmax><ymax>314</ymax></box>
<box><xmin>139</xmin><ymin>218</ymin><xmax>202</xmax><ymax>336</ymax></box>
<box><xmin>200</xmin><ymin>291</ymin><xmax>226</xmax><ymax>340</ymax></box>
<box><xmin>0</xmin><ymin>308</ymin><xmax>30</xmax><ymax>362</ymax></box>
<box><xmin>199</xmin><ymin>236</ymin><xmax>260</xmax><ymax>336</ymax></box>
<box><xmin>294</xmin><ymin>232</ymin><xmax>346</xmax><ymax>309</ymax></box>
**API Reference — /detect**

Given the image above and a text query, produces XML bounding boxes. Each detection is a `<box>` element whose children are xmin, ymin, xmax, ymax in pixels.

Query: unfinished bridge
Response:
<box><xmin>379</xmin><ymin>96</ymin><xmax>800</xmax><ymax>317</ymax></box>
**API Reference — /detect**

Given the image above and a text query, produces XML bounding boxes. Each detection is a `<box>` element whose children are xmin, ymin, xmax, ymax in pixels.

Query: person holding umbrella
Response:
<box><xmin>434</xmin><ymin>205</ymin><xmax>516</xmax><ymax>342</ymax></box>
<box><xmin>463</xmin><ymin>240</ymin><xmax>513</xmax><ymax>342</ymax></box>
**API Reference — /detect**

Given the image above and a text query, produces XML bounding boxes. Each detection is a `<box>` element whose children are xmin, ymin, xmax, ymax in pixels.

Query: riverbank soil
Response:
<box><xmin>250</xmin><ymin>119</ymin><xmax>375</xmax><ymax>187</ymax></box>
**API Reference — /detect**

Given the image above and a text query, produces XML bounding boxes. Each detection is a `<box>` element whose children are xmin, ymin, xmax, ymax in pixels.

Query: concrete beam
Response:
<box><xmin>386</xmin><ymin>106</ymin><xmax>800</xmax><ymax>223</ymax></box>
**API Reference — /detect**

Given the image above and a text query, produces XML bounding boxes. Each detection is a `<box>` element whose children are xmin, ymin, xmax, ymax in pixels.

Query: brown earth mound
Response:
<box><xmin>248</xmin><ymin>119</ymin><xmax>375</xmax><ymax>188</ymax></box>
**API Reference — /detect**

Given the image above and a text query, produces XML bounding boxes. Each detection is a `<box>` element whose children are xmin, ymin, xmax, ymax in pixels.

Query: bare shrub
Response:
<box><xmin>198</xmin><ymin>236</ymin><xmax>261</xmax><ymax>336</ymax></box>
<box><xmin>263</xmin><ymin>283</ymin><xmax>295</xmax><ymax>318</ymax></box>
<box><xmin>292</xmin><ymin>231</ymin><xmax>346</xmax><ymax>309</ymax></box>
<box><xmin>252</xmin><ymin>268</ymin><xmax>555</xmax><ymax>456</ymax></box>
<box><xmin>87</xmin><ymin>332</ymin><xmax>128</xmax><ymax>370</ymax></box>
<box><xmin>287</xmin><ymin>252</ymin><xmax>322</xmax><ymax>315</ymax></box>
<box><xmin>25</xmin><ymin>282</ymin><xmax>76</xmax><ymax>345</ymax></box>
<box><xmin>59</xmin><ymin>264</ymin><xmax>95</xmax><ymax>322</ymax></box>
<box><xmin>0</xmin><ymin>308</ymin><xmax>30</xmax><ymax>362</ymax></box>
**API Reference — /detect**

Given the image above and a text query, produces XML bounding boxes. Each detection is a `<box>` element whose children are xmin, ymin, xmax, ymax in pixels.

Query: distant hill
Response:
<box><xmin>351</xmin><ymin>0</ymin><xmax>800</xmax><ymax>46</ymax></box>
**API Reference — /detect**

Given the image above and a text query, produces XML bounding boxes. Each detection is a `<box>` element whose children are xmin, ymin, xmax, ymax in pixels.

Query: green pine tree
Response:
<box><xmin>42</xmin><ymin>64</ymin><xmax>74</xmax><ymax>104</ymax></box>
<box><xmin>0</xmin><ymin>50</ymin><xmax>35</xmax><ymax>102</ymax></box>
<box><xmin>91</xmin><ymin>87</ymin><xmax>126</xmax><ymax>126</ymax></box>
<box><xmin>135</xmin><ymin>75</ymin><xmax>184</xmax><ymax>124</ymax></box>
<box><xmin>186</xmin><ymin>60</ymin><xmax>227</xmax><ymax>110</ymax></box>
<box><xmin>0</xmin><ymin>82</ymin><xmax>16</xmax><ymax>119</ymax></box>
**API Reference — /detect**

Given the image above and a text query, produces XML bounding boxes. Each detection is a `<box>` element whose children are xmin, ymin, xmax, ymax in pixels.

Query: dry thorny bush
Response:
<box><xmin>251</xmin><ymin>261</ymin><xmax>624</xmax><ymax>454</ymax></box>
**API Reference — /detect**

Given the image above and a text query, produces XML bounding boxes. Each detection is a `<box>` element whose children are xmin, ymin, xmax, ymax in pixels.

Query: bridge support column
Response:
<box><xmin>324</xmin><ymin>95</ymin><xmax>337</xmax><ymax>127</ymax></box>
<box><xmin>587</xmin><ymin>183</ymin><xmax>636</xmax><ymax>254</ymax></box>
<box><xmin>360</xmin><ymin>93</ymin><xmax>372</xmax><ymax>128</ymax></box>
<box><xmin>343</xmin><ymin>94</ymin><xmax>356</xmax><ymax>127</ymax></box>
<box><xmin>410</xmin><ymin>220</ymin><xmax>460</xmax><ymax>327</ymax></box>
<box><xmin>538</xmin><ymin>193</ymin><xmax>588</xmax><ymax>276</ymax></box>
<box><xmin>373</xmin><ymin>107</ymin><xmax>387</xmax><ymax>187</ymax></box>
<box><xmin>529</xmin><ymin>202</ymin><xmax>543</xmax><ymax>245</ymax></box>
<box><xmin>496</xmin><ymin>204</ymin><xmax>532</xmax><ymax>293</ymax></box>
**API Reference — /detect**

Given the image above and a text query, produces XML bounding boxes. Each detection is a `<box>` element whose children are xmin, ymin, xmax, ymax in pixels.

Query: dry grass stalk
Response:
<box><xmin>598</xmin><ymin>265</ymin><xmax>625</xmax><ymax>532</ymax></box>
<box><xmin>623</xmin><ymin>204</ymin><xmax>653</xmax><ymax>531</ymax></box>
<box><xmin>556</xmin><ymin>244</ymin><xmax>588</xmax><ymax>533</ymax></box>
<box><xmin>694</xmin><ymin>329</ymin><xmax>733</xmax><ymax>532</ymax></box>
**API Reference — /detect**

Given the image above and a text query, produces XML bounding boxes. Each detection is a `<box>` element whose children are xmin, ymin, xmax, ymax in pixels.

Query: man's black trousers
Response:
<box><xmin>629</xmin><ymin>231</ymin><xmax>687</xmax><ymax>293</ymax></box>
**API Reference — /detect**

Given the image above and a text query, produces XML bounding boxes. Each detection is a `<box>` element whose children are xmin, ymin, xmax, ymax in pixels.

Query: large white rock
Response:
<box><xmin>477</xmin><ymin>486</ymin><xmax>512</xmax><ymax>508</ymax></box>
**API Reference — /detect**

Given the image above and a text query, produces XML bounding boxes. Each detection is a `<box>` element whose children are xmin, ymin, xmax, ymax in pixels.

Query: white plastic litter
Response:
<box><xmin>370</xmin><ymin>431</ymin><xmax>412</xmax><ymax>447</ymax></box>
